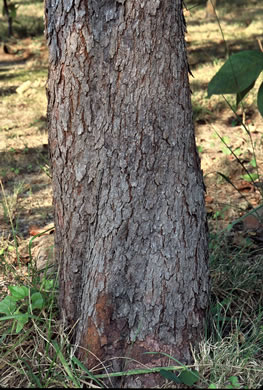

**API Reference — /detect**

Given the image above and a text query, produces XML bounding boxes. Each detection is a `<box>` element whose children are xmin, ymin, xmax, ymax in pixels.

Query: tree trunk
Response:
<box><xmin>3</xmin><ymin>0</ymin><xmax>13</xmax><ymax>37</ymax></box>
<box><xmin>45</xmin><ymin>0</ymin><xmax>209</xmax><ymax>387</ymax></box>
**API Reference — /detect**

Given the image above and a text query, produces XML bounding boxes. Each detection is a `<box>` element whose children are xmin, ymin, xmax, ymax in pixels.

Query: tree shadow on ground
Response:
<box><xmin>0</xmin><ymin>144</ymin><xmax>52</xmax><ymax>239</ymax></box>
<box><xmin>0</xmin><ymin>144</ymin><xmax>49</xmax><ymax>186</ymax></box>
<box><xmin>0</xmin><ymin>52</ymin><xmax>35</xmax><ymax>70</ymax></box>
<box><xmin>0</xmin><ymin>85</ymin><xmax>17</xmax><ymax>97</ymax></box>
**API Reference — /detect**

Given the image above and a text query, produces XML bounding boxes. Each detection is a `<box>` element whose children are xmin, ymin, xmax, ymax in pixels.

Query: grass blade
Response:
<box><xmin>18</xmin><ymin>357</ymin><xmax>43</xmax><ymax>388</ymax></box>
<box><xmin>52</xmin><ymin>341</ymin><xmax>80</xmax><ymax>387</ymax></box>
<box><xmin>71</xmin><ymin>356</ymin><xmax>105</xmax><ymax>387</ymax></box>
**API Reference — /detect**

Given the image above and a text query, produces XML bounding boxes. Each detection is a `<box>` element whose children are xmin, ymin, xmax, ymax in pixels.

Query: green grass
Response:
<box><xmin>1</xmin><ymin>220</ymin><xmax>263</xmax><ymax>388</ymax></box>
<box><xmin>1</xmin><ymin>167</ymin><xmax>263</xmax><ymax>388</ymax></box>
<box><xmin>194</xmin><ymin>228</ymin><xmax>263</xmax><ymax>388</ymax></box>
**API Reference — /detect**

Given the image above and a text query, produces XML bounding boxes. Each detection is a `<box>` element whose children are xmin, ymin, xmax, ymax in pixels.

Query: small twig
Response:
<box><xmin>257</xmin><ymin>38</ymin><xmax>263</xmax><ymax>52</ymax></box>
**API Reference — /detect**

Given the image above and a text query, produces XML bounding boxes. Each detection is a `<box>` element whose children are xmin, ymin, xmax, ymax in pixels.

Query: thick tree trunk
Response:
<box><xmin>45</xmin><ymin>0</ymin><xmax>209</xmax><ymax>387</ymax></box>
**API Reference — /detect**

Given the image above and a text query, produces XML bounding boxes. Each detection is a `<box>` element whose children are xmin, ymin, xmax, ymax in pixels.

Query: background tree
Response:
<box><xmin>45</xmin><ymin>0</ymin><xmax>209</xmax><ymax>387</ymax></box>
<box><xmin>2</xmin><ymin>0</ymin><xmax>13</xmax><ymax>37</ymax></box>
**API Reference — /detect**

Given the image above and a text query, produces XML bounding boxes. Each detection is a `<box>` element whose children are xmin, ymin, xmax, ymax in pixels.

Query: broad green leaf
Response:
<box><xmin>236</xmin><ymin>81</ymin><xmax>255</xmax><ymax>107</ymax></box>
<box><xmin>159</xmin><ymin>369</ymin><xmax>181</xmax><ymax>384</ymax></box>
<box><xmin>208</xmin><ymin>50</ymin><xmax>263</xmax><ymax>97</ymax></box>
<box><xmin>15</xmin><ymin>313</ymin><xmax>29</xmax><ymax>333</ymax></box>
<box><xmin>257</xmin><ymin>81</ymin><xmax>263</xmax><ymax>117</ymax></box>
<box><xmin>9</xmin><ymin>286</ymin><xmax>29</xmax><ymax>300</ymax></box>
<box><xmin>0</xmin><ymin>296</ymin><xmax>17</xmax><ymax>315</ymax></box>
<box><xmin>31</xmin><ymin>292</ymin><xmax>44</xmax><ymax>310</ymax></box>
<box><xmin>178</xmin><ymin>369</ymin><xmax>199</xmax><ymax>386</ymax></box>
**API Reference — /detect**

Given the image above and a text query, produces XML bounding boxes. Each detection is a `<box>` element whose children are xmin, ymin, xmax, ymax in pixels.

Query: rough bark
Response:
<box><xmin>45</xmin><ymin>0</ymin><xmax>209</xmax><ymax>387</ymax></box>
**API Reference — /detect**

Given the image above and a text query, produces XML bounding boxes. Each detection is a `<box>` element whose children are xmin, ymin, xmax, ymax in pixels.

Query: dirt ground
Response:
<box><xmin>0</xmin><ymin>0</ymin><xmax>263</xmax><ymax>278</ymax></box>
<box><xmin>0</xmin><ymin>35</ymin><xmax>53</xmax><ymax>284</ymax></box>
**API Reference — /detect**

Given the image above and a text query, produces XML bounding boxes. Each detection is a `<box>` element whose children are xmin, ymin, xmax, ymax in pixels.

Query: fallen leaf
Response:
<box><xmin>237</xmin><ymin>181</ymin><xmax>254</xmax><ymax>192</ymax></box>
<box><xmin>205</xmin><ymin>195</ymin><xmax>214</xmax><ymax>204</ymax></box>
<box><xmin>243</xmin><ymin>215</ymin><xmax>261</xmax><ymax>231</ymax></box>
<box><xmin>29</xmin><ymin>226</ymin><xmax>47</xmax><ymax>236</ymax></box>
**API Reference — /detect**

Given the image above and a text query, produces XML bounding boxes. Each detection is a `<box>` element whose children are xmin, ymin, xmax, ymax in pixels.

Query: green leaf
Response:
<box><xmin>257</xmin><ymin>81</ymin><xmax>263</xmax><ymax>117</ymax></box>
<box><xmin>208</xmin><ymin>50</ymin><xmax>263</xmax><ymax>97</ymax></box>
<box><xmin>222</xmin><ymin>146</ymin><xmax>232</xmax><ymax>155</ymax></box>
<box><xmin>208</xmin><ymin>384</ymin><xmax>217</xmax><ymax>389</ymax></box>
<box><xmin>234</xmin><ymin>148</ymin><xmax>242</xmax><ymax>156</ymax></box>
<box><xmin>240</xmin><ymin>173</ymin><xmax>259</xmax><ymax>182</ymax></box>
<box><xmin>41</xmin><ymin>279</ymin><xmax>54</xmax><ymax>291</ymax></box>
<box><xmin>9</xmin><ymin>3</ymin><xmax>19</xmax><ymax>20</ymax></box>
<box><xmin>0</xmin><ymin>296</ymin><xmax>17</xmax><ymax>315</ymax></box>
<box><xmin>159</xmin><ymin>369</ymin><xmax>181</xmax><ymax>384</ymax></box>
<box><xmin>197</xmin><ymin>145</ymin><xmax>204</xmax><ymax>154</ymax></box>
<box><xmin>229</xmin><ymin>376</ymin><xmax>240</xmax><ymax>388</ymax></box>
<box><xmin>9</xmin><ymin>286</ymin><xmax>29</xmax><ymax>300</ymax></box>
<box><xmin>250</xmin><ymin>158</ymin><xmax>257</xmax><ymax>168</ymax></box>
<box><xmin>31</xmin><ymin>292</ymin><xmax>44</xmax><ymax>311</ymax></box>
<box><xmin>236</xmin><ymin>81</ymin><xmax>255</xmax><ymax>107</ymax></box>
<box><xmin>222</xmin><ymin>135</ymin><xmax>230</xmax><ymax>143</ymax></box>
<box><xmin>15</xmin><ymin>312</ymin><xmax>29</xmax><ymax>333</ymax></box>
<box><xmin>178</xmin><ymin>369</ymin><xmax>199</xmax><ymax>386</ymax></box>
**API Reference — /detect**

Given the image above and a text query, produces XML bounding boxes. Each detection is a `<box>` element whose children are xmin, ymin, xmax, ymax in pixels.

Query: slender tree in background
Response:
<box><xmin>45</xmin><ymin>0</ymin><xmax>209</xmax><ymax>387</ymax></box>
<box><xmin>3</xmin><ymin>0</ymin><xmax>13</xmax><ymax>36</ymax></box>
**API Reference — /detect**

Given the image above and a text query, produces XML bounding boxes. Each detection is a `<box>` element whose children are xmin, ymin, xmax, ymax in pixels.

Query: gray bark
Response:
<box><xmin>45</xmin><ymin>0</ymin><xmax>209</xmax><ymax>387</ymax></box>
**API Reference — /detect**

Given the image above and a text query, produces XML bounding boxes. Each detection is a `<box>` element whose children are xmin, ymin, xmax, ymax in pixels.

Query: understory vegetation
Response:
<box><xmin>0</xmin><ymin>0</ymin><xmax>263</xmax><ymax>388</ymax></box>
